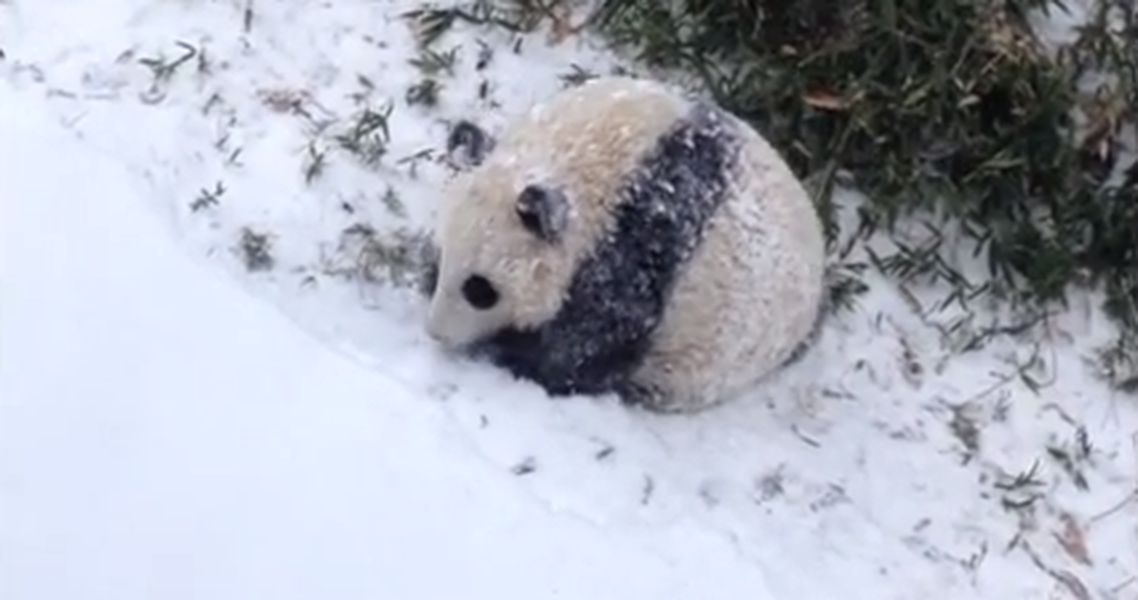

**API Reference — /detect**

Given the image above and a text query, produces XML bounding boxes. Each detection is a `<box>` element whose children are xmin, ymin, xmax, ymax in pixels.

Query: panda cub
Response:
<box><xmin>420</xmin><ymin>76</ymin><xmax>826</xmax><ymax>414</ymax></box>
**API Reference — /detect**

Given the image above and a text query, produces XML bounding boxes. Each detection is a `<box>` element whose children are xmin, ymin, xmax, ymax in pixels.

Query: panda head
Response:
<box><xmin>423</xmin><ymin>77</ymin><xmax>692</xmax><ymax>350</ymax></box>
<box><xmin>423</xmin><ymin>119</ymin><xmax>583</xmax><ymax>349</ymax></box>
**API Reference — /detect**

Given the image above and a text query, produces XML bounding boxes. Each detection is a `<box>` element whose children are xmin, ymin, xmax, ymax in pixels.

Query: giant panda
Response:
<box><xmin>418</xmin><ymin>75</ymin><xmax>827</xmax><ymax>414</ymax></box>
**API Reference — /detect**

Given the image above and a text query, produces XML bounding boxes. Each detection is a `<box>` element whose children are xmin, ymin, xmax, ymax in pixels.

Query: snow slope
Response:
<box><xmin>0</xmin><ymin>85</ymin><xmax>798</xmax><ymax>600</ymax></box>
<box><xmin>2</xmin><ymin>0</ymin><xmax>1137</xmax><ymax>598</ymax></box>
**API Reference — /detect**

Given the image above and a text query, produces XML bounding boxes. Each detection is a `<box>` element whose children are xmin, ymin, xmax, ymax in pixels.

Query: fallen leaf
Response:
<box><xmin>804</xmin><ymin>90</ymin><xmax>847</xmax><ymax>111</ymax></box>
<box><xmin>546</xmin><ymin>4</ymin><xmax>581</xmax><ymax>46</ymax></box>
<box><xmin>1053</xmin><ymin>512</ymin><xmax>1092</xmax><ymax>566</ymax></box>
<box><xmin>258</xmin><ymin>89</ymin><xmax>307</xmax><ymax>113</ymax></box>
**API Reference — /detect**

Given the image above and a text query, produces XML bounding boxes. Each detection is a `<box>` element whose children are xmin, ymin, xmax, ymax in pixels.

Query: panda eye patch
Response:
<box><xmin>461</xmin><ymin>275</ymin><xmax>499</xmax><ymax>310</ymax></box>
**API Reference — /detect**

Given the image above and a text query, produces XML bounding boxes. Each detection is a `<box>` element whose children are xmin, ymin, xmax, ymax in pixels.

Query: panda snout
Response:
<box><xmin>425</xmin><ymin>300</ymin><xmax>493</xmax><ymax>350</ymax></box>
<box><xmin>425</xmin><ymin>304</ymin><xmax>465</xmax><ymax>349</ymax></box>
<box><xmin>425</xmin><ymin>313</ymin><xmax>449</xmax><ymax>344</ymax></box>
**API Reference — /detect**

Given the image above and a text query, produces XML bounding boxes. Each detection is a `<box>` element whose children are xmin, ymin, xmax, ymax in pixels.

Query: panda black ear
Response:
<box><xmin>446</xmin><ymin>119</ymin><xmax>495</xmax><ymax>169</ymax></box>
<box><xmin>516</xmin><ymin>184</ymin><xmax>568</xmax><ymax>243</ymax></box>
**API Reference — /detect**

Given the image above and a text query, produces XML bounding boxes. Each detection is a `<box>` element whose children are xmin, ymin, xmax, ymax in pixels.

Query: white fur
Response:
<box><xmin>426</xmin><ymin>76</ymin><xmax>826</xmax><ymax>413</ymax></box>
<box><xmin>634</xmin><ymin>109</ymin><xmax>826</xmax><ymax>412</ymax></box>
<box><xmin>427</xmin><ymin>77</ymin><xmax>687</xmax><ymax>345</ymax></box>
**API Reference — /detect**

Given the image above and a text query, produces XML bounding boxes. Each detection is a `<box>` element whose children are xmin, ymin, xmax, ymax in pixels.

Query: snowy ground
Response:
<box><xmin>2</xmin><ymin>1</ymin><xmax>1137</xmax><ymax>598</ymax></box>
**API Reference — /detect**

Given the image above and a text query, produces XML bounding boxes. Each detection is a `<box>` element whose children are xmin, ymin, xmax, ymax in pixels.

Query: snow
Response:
<box><xmin>1</xmin><ymin>1</ymin><xmax>1137</xmax><ymax>599</ymax></box>
<box><xmin>0</xmin><ymin>86</ymin><xmax>794</xmax><ymax>600</ymax></box>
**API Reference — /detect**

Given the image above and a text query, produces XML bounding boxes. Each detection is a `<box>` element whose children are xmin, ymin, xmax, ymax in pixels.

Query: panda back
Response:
<box><xmin>483</xmin><ymin>89</ymin><xmax>745</xmax><ymax>398</ymax></box>
<box><xmin>633</xmin><ymin>107</ymin><xmax>828</xmax><ymax>411</ymax></box>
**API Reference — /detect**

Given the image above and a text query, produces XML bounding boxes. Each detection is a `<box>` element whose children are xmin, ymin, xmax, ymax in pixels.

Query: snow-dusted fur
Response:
<box><xmin>423</xmin><ymin>76</ymin><xmax>826</xmax><ymax>413</ymax></box>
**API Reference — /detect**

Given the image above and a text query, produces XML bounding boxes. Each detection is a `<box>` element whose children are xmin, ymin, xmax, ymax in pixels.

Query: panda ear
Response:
<box><xmin>446</xmin><ymin>120</ymin><xmax>495</xmax><ymax>169</ymax></box>
<box><xmin>516</xmin><ymin>184</ymin><xmax>568</xmax><ymax>243</ymax></box>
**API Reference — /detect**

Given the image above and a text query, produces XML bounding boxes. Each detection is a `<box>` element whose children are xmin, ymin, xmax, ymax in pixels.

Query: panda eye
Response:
<box><xmin>461</xmin><ymin>275</ymin><xmax>499</xmax><ymax>310</ymax></box>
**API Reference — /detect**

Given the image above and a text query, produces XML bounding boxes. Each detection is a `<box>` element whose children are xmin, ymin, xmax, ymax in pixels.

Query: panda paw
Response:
<box><xmin>613</xmin><ymin>379</ymin><xmax>669</xmax><ymax>412</ymax></box>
